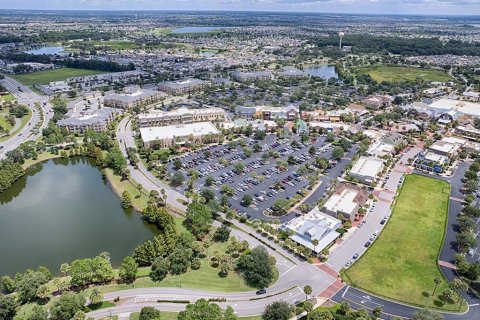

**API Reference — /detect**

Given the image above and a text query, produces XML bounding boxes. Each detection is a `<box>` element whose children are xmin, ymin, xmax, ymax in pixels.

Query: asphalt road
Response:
<box><xmin>0</xmin><ymin>77</ymin><xmax>53</xmax><ymax>159</ymax></box>
<box><xmin>117</xmin><ymin>116</ymin><xmax>187</xmax><ymax>211</ymax></box>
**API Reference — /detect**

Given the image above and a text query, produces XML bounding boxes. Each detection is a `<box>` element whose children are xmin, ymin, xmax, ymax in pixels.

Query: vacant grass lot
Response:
<box><xmin>129</xmin><ymin>312</ymin><xmax>261</xmax><ymax>320</ymax></box>
<box><xmin>12</xmin><ymin>68</ymin><xmax>107</xmax><ymax>86</ymax></box>
<box><xmin>357</xmin><ymin>66</ymin><xmax>451</xmax><ymax>83</ymax></box>
<box><xmin>0</xmin><ymin>107</ymin><xmax>32</xmax><ymax>142</ymax></box>
<box><xmin>343</xmin><ymin>174</ymin><xmax>465</xmax><ymax>311</ymax></box>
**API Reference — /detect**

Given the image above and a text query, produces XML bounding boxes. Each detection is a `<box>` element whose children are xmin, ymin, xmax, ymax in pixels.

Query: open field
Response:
<box><xmin>343</xmin><ymin>174</ymin><xmax>465</xmax><ymax>311</ymax></box>
<box><xmin>12</xmin><ymin>68</ymin><xmax>107</xmax><ymax>86</ymax></box>
<box><xmin>357</xmin><ymin>65</ymin><xmax>451</xmax><ymax>83</ymax></box>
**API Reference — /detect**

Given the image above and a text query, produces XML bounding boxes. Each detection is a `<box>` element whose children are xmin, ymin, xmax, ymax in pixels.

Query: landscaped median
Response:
<box><xmin>342</xmin><ymin>174</ymin><xmax>467</xmax><ymax>312</ymax></box>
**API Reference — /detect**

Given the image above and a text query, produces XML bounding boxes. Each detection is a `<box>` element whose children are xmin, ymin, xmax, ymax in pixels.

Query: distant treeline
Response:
<box><xmin>312</xmin><ymin>34</ymin><xmax>480</xmax><ymax>56</ymax></box>
<box><xmin>2</xmin><ymin>53</ymin><xmax>53</xmax><ymax>64</ymax></box>
<box><xmin>64</xmin><ymin>59</ymin><xmax>135</xmax><ymax>72</ymax></box>
<box><xmin>31</xmin><ymin>30</ymin><xmax>124</xmax><ymax>43</ymax></box>
<box><xmin>0</xmin><ymin>35</ymin><xmax>23</xmax><ymax>44</ymax></box>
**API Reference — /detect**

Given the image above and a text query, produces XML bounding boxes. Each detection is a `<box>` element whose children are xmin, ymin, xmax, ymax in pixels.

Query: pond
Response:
<box><xmin>304</xmin><ymin>65</ymin><xmax>339</xmax><ymax>80</ymax></box>
<box><xmin>0</xmin><ymin>157</ymin><xmax>158</xmax><ymax>276</ymax></box>
<box><xmin>24</xmin><ymin>46</ymin><xmax>66</xmax><ymax>55</ymax></box>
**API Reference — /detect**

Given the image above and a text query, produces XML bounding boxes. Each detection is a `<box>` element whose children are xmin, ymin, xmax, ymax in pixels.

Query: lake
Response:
<box><xmin>24</xmin><ymin>46</ymin><xmax>65</xmax><ymax>55</ymax></box>
<box><xmin>172</xmin><ymin>26</ymin><xmax>228</xmax><ymax>34</ymax></box>
<box><xmin>304</xmin><ymin>65</ymin><xmax>339</xmax><ymax>80</ymax></box>
<box><xmin>0</xmin><ymin>157</ymin><xmax>158</xmax><ymax>276</ymax></box>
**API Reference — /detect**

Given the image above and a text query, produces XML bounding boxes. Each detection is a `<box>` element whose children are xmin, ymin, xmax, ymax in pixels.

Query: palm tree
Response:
<box><xmin>89</xmin><ymin>288</ymin><xmax>103</xmax><ymax>305</ymax></box>
<box><xmin>312</xmin><ymin>239</ymin><xmax>319</xmax><ymax>254</ymax></box>
<box><xmin>450</xmin><ymin>278</ymin><xmax>468</xmax><ymax>303</ymax></box>
<box><xmin>433</xmin><ymin>276</ymin><xmax>441</xmax><ymax>296</ymax></box>
<box><xmin>303</xmin><ymin>285</ymin><xmax>312</xmax><ymax>301</ymax></box>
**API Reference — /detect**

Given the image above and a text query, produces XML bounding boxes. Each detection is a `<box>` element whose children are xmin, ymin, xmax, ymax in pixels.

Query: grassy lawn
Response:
<box><xmin>0</xmin><ymin>93</ymin><xmax>13</xmax><ymax>102</ymax></box>
<box><xmin>0</xmin><ymin>107</ymin><xmax>32</xmax><ymax>142</ymax></box>
<box><xmin>73</xmin><ymin>40</ymin><xmax>139</xmax><ymax>50</ymax></box>
<box><xmin>343</xmin><ymin>174</ymin><xmax>465</xmax><ymax>312</ymax></box>
<box><xmin>12</xmin><ymin>68</ymin><xmax>107</xmax><ymax>86</ymax></box>
<box><xmin>357</xmin><ymin>65</ymin><xmax>451</xmax><ymax>83</ymax></box>
<box><xmin>129</xmin><ymin>312</ymin><xmax>261</xmax><ymax>320</ymax></box>
<box><xmin>22</xmin><ymin>152</ymin><xmax>61</xmax><ymax>169</ymax></box>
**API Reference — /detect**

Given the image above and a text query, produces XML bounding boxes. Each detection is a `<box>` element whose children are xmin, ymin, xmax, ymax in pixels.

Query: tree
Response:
<box><xmin>413</xmin><ymin>309</ymin><xmax>443</xmax><ymax>320</ymax></box>
<box><xmin>89</xmin><ymin>288</ymin><xmax>103</xmax><ymax>305</ymax></box>
<box><xmin>303</xmin><ymin>285</ymin><xmax>312</xmax><ymax>301</ymax></box>
<box><xmin>456</xmin><ymin>231</ymin><xmax>477</xmax><ymax>252</ymax></box>
<box><xmin>233</xmin><ymin>162</ymin><xmax>245</xmax><ymax>174</ymax></box>
<box><xmin>372</xmin><ymin>306</ymin><xmax>383</xmax><ymax>318</ymax></box>
<box><xmin>121</xmin><ymin>191</ymin><xmax>132</xmax><ymax>209</ymax></box>
<box><xmin>236</xmin><ymin>246</ymin><xmax>274</xmax><ymax>288</ymax></box>
<box><xmin>28</xmin><ymin>305</ymin><xmax>48</xmax><ymax>320</ymax></box>
<box><xmin>185</xmin><ymin>203</ymin><xmax>213</xmax><ymax>237</ymax></box>
<box><xmin>106</xmin><ymin>147</ymin><xmax>127</xmax><ymax>174</ymax></box>
<box><xmin>173</xmin><ymin>159</ymin><xmax>182</xmax><ymax>170</ymax></box>
<box><xmin>0</xmin><ymin>276</ymin><xmax>15</xmax><ymax>294</ymax></box>
<box><xmin>312</xmin><ymin>239</ymin><xmax>319</xmax><ymax>253</ymax></box>
<box><xmin>433</xmin><ymin>276</ymin><xmax>441</xmax><ymax>296</ymax></box>
<box><xmin>15</xmin><ymin>269</ymin><xmax>49</xmax><ymax>303</ymax></box>
<box><xmin>178</xmin><ymin>298</ymin><xmax>236</xmax><ymax>320</ymax></box>
<box><xmin>60</xmin><ymin>263</ymin><xmax>70</xmax><ymax>276</ymax></box>
<box><xmin>0</xmin><ymin>294</ymin><xmax>16</xmax><ymax>320</ymax></box>
<box><xmin>442</xmin><ymin>288</ymin><xmax>454</xmax><ymax>303</ymax></box>
<box><xmin>170</xmin><ymin>171</ymin><xmax>185</xmax><ymax>187</ymax></box>
<box><xmin>150</xmin><ymin>257</ymin><xmax>170</xmax><ymax>282</ymax></box>
<box><xmin>139</xmin><ymin>306</ymin><xmax>162</xmax><ymax>320</ymax></box>
<box><xmin>49</xmin><ymin>292</ymin><xmax>86</xmax><ymax>320</ymax></box>
<box><xmin>119</xmin><ymin>256</ymin><xmax>138</xmax><ymax>284</ymax></box>
<box><xmin>213</xmin><ymin>225</ymin><xmax>231</xmax><ymax>242</ymax></box>
<box><xmin>262</xmin><ymin>301</ymin><xmax>293</xmax><ymax>320</ymax></box>
<box><xmin>450</xmin><ymin>278</ymin><xmax>468</xmax><ymax>302</ymax></box>
<box><xmin>307</xmin><ymin>310</ymin><xmax>333</xmax><ymax>320</ymax></box>
<box><xmin>168</xmin><ymin>247</ymin><xmax>192</xmax><ymax>275</ymax></box>
<box><xmin>241</xmin><ymin>194</ymin><xmax>253</xmax><ymax>207</ymax></box>
<box><xmin>272</xmin><ymin>198</ymin><xmax>290</xmax><ymax>215</ymax></box>
<box><xmin>332</xmin><ymin>146</ymin><xmax>345</xmax><ymax>160</ymax></box>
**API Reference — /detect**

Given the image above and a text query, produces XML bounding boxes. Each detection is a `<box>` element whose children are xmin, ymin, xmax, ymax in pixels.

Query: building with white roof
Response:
<box><xmin>284</xmin><ymin>206</ymin><xmax>341</xmax><ymax>254</ymax></box>
<box><xmin>322</xmin><ymin>183</ymin><xmax>369</xmax><ymax>221</ymax></box>
<box><xmin>427</xmin><ymin>98</ymin><xmax>480</xmax><ymax>118</ymax></box>
<box><xmin>232</xmin><ymin>70</ymin><xmax>273</xmax><ymax>82</ymax></box>
<box><xmin>138</xmin><ymin>107</ymin><xmax>226</xmax><ymax>127</ymax></box>
<box><xmin>429</xmin><ymin>137</ymin><xmax>466</xmax><ymax>157</ymax></box>
<box><xmin>140</xmin><ymin>122</ymin><xmax>220</xmax><ymax>148</ymax></box>
<box><xmin>349</xmin><ymin>156</ymin><xmax>383</xmax><ymax>185</ymax></box>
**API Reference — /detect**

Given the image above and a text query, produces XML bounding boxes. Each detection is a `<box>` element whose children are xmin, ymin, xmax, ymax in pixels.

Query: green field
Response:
<box><xmin>343</xmin><ymin>174</ymin><xmax>465</xmax><ymax>311</ymax></box>
<box><xmin>357</xmin><ymin>66</ymin><xmax>451</xmax><ymax>83</ymax></box>
<box><xmin>0</xmin><ymin>93</ymin><xmax>13</xmax><ymax>102</ymax></box>
<box><xmin>12</xmin><ymin>68</ymin><xmax>107</xmax><ymax>86</ymax></box>
<box><xmin>72</xmin><ymin>40</ymin><xmax>139</xmax><ymax>50</ymax></box>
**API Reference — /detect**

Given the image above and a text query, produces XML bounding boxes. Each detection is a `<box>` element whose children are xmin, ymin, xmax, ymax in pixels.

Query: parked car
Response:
<box><xmin>364</xmin><ymin>241</ymin><xmax>371</xmax><ymax>247</ymax></box>
<box><xmin>352</xmin><ymin>253</ymin><xmax>359</xmax><ymax>260</ymax></box>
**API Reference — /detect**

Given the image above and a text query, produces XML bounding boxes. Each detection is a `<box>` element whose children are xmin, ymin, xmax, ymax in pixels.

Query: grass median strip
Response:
<box><xmin>343</xmin><ymin>174</ymin><xmax>466</xmax><ymax>312</ymax></box>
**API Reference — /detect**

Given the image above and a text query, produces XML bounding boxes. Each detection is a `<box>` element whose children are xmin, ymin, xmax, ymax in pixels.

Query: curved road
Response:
<box><xmin>0</xmin><ymin>77</ymin><xmax>53</xmax><ymax>159</ymax></box>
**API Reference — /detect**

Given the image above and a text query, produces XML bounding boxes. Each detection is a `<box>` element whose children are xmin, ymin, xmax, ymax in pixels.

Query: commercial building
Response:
<box><xmin>232</xmin><ymin>70</ymin><xmax>273</xmax><ymax>82</ymax></box>
<box><xmin>57</xmin><ymin>107</ymin><xmax>120</xmax><ymax>133</ymax></box>
<box><xmin>456</xmin><ymin>124</ymin><xmax>480</xmax><ymax>141</ymax></box>
<box><xmin>158</xmin><ymin>78</ymin><xmax>207</xmax><ymax>95</ymax></box>
<box><xmin>104</xmin><ymin>86</ymin><xmax>163</xmax><ymax>109</ymax></box>
<box><xmin>235</xmin><ymin>105</ymin><xmax>299</xmax><ymax>121</ymax></box>
<box><xmin>428</xmin><ymin>137</ymin><xmax>466</xmax><ymax>157</ymax></box>
<box><xmin>425</xmin><ymin>98</ymin><xmax>480</xmax><ymax>119</ymax></box>
<box><xmin>138</xmin><ymin>107</ymin><xmax>227</xmax><ymax>127</ymax></box>
<box><xmin>322</xmin><ymin>183</ymin><xmax>369</xmax><ymax>221</ymax></box>
<box><xmin>284</xmin><ymin>207</ymin><xmax>341</xmax><ymax>254</ymax></box>
<box><xmin>38</xmin><ymin>81</ymin><xmax>73</xmax><ymax>95</ymax></box>
<box><xmin>348</xmin><ymin>156</ymin><xmax>383</xmax><ymax>185</ymax></box>
<box><xmin>363</xmin><ymin>95</ymin><xmax>393</xmax><ymax>109</ymax></box>
<box><xmin>276</xmin><ymin>66</ymin><xmax>307</xmax><ymax>79</ymax></box>
<box><xmin>140</xmin><ymin>122</ymin><xmax>221</xmax><ymax>148</ymax></box>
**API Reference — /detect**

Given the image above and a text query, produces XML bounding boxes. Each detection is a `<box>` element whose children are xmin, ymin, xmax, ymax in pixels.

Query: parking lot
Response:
<box><xmin>167</xmin><ymin>135</ymin><xmax>344</xmax><ymax>220</ymax></box>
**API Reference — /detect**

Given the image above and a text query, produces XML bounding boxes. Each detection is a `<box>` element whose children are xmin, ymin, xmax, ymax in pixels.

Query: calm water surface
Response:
<box><xmin>304</xmin><ymin>65</ymin><xmax>339</xmax><ymax>79</ymax></box>
<box><xmin>24</xmin><ymin>46</ymin><xmax>66</xmax><ymax>55</ymax></box>
<box><xmin>0</xmin><ymin>157</ymin><xmax>158</xmax><ymax>276</ymax></box>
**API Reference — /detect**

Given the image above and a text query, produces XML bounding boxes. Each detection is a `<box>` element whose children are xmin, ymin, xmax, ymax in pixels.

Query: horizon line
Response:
<box><xmin>0</xmin><ymin>8</ymin><xmax>479</xmax><ymax>17</ymax></box>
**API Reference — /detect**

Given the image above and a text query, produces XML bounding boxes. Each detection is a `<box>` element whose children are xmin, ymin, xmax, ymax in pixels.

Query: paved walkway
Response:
<box><xmin>439</xmin><ymin>260</ymin><xmax>457</xmax><ymax>270</ymax></box>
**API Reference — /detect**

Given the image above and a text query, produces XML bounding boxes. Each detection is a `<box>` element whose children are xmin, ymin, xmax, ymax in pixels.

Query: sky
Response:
<box><xmin>1</xmin><ymin>0</ymin><xmax>480</xmax><ymax>16</ymax></box>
